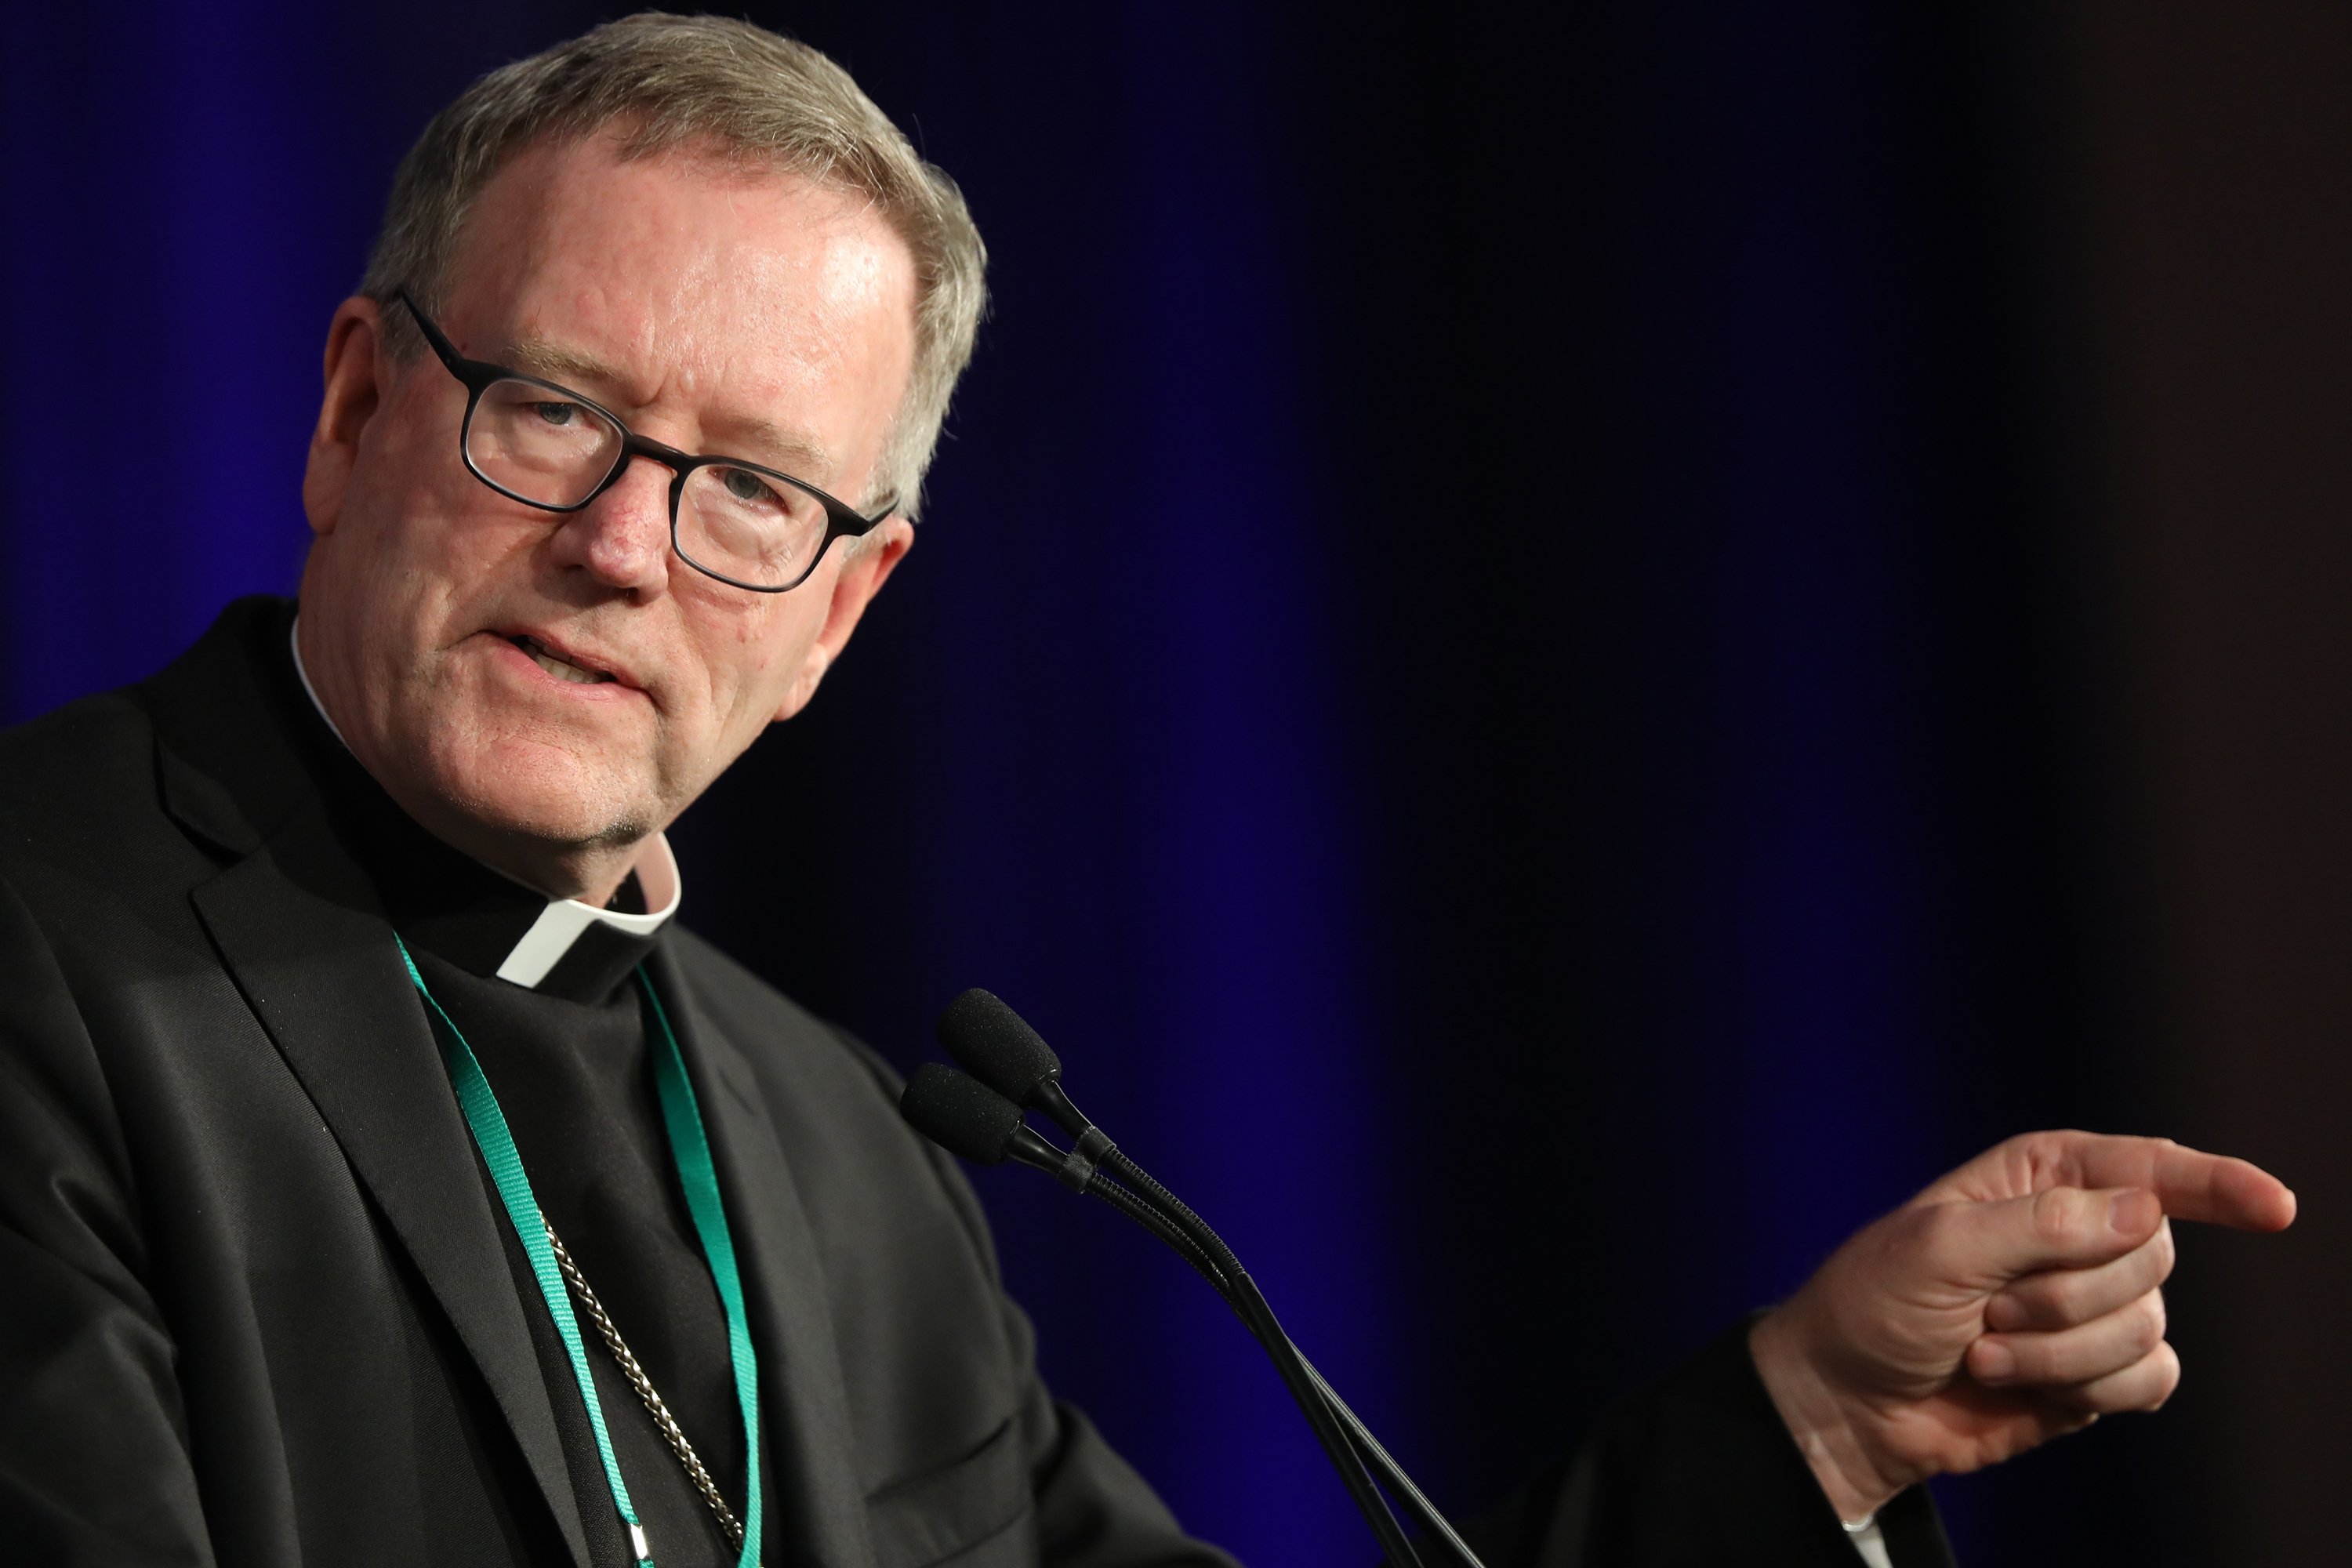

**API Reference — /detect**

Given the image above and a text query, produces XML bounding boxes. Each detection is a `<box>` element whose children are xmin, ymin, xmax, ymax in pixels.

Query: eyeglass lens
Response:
<box><xmin>464</xmin><ymin>378</ymin><xmax>834</xmax><ymax>588</ymax></box>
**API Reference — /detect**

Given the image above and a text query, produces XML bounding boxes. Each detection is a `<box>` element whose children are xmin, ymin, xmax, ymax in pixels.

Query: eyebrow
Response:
<box><xmin>499</xmin><ymin>334</ymin><xmax>837</xmax><ymax>481</ymax></box>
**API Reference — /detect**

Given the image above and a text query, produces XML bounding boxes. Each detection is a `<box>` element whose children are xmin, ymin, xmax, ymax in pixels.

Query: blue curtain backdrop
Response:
<box><xmin>0</xmin><ymin>3</ymin><xmax>2184</xmax><ymax>1562</ymax></box>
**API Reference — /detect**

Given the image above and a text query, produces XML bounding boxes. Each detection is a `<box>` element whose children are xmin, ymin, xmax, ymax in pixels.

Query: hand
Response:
<box><xmin>1747</xmin><ymin>1131</ymin><xmax>2295</xmax><ymax>1520</ymax></box>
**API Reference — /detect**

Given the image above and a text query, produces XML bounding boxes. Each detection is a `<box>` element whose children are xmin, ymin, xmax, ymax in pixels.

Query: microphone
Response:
<box><xmin>932</xmin><ymin>990</ymin><xmax>1066</xmax><ymax>1115</ymax></box>
<box><xmin>900</xmin><ymin>1063</ymin><xmax>1113</xmax><ymax>1195</ymax></box>
<box><xmin>914</xmin><ymin>996</ymin><xmax>1483</xmax><ymax>1568</ymax></box>
<box><xmin>933</xmin><ymin>988</ymin><xmax>1101</xmax><ymax>1143</ymax></box>
<box><xmin>899</xmin><ymin>1063</ymin><xmax>1054</xmax><ymax>1169</ymax></box>
<box><xmin>902</xmin><ymin>1062</ymin><xmax>1235</xmax><ymax>1290</ymax></box>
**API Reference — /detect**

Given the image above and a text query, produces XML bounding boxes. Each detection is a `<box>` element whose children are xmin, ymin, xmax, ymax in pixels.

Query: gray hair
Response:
<box><xmin>359</xmin><ymin>12</ymin><xmax>986</xmax><ymax>517</ymax></box>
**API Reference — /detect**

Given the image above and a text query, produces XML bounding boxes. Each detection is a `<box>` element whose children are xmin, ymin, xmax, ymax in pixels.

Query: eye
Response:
<box><xmin>532</xmin><ymin>401</ymin><xmax>583</xmax><ymax>428</ymax></box>
<box><xmin>719</xmin><ymin>466</ymin><xmax>779</xmax><ymax>505</ymax></box>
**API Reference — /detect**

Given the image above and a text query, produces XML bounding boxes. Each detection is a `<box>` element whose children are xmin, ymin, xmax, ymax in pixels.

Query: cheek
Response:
<box><xmin>350</xmin><ymin>381</ymin><xmax>454</xmax><ymax>511</ymax></box>
<box><xmin>339</xmin><ymin>431</ymin><xmax>456</xmax><ymax>579</ymax></box>
<box><xmin>697</xmin><ymin>600</ymin><xmax>819</xmax><ymax>722</ymax></box>
<box><xmin>344</xmin><ymin>431</ymin><xmax>535</xmax><ymax>608</ymax></box>
<box><xmin>345</xmin><ymin>502</ymin><xmax>498</xmax><ymax>642</ymax></box>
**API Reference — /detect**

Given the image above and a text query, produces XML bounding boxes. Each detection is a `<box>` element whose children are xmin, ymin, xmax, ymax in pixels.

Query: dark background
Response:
<box><xmin>4</xmin><ymin>2</ymin><xmax>2347</xmax><ymax>1562</ymax></box>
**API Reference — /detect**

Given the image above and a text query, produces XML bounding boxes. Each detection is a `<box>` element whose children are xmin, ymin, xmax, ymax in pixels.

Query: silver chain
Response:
<box><xmin>544</xmin><ymin>1221</ymin><xmax>751</xmax><ymax>1557</ymax></box>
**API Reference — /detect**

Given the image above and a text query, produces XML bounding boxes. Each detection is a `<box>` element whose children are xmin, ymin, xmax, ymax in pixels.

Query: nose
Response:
<box><xmin>550</xmin><ymin>452</ymin><xmax>674</xmax><ymax>594</ymax></box>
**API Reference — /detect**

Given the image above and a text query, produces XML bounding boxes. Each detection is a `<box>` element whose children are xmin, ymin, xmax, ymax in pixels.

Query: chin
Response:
<box><xmin>428</xmin><ymin>739</ymin><xmax>662</xmax><ymax>854</ymax></box>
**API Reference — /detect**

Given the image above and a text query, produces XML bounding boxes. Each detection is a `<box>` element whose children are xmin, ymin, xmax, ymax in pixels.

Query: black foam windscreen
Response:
<box><xmin>935</xmin><ymin>989</ymin><xmax>1063</xmax><ymax>1106</ymax></box>
<box><xmin>899</xmin><ymin>1063</ymin><xmax>1027</xmax><ymax>1165</ymax></box>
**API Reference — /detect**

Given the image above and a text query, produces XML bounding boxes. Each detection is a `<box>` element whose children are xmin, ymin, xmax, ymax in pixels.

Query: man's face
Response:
<box><xmin>299</xmin><ymin>132</ymin><xmax>916</xmax><ymax>887</ymax></box>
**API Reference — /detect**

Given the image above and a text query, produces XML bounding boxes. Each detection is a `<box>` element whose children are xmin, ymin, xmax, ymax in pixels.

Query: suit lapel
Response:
<box><xmin>148</xmin><ymin>600</ymin><xmax>873</xmax><ymax>1566</ymax></box>
<box><xmin>191</xmin><ymin>798</ymin><xmax>594</xmax><ymax>1568</ymax></box>
<box><xmin>646</xmin><ymin>946</ymin><xmax>878</xmax><ymax>1568</ymax></box>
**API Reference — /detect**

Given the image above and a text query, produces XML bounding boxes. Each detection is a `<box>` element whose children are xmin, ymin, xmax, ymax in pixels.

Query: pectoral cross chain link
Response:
<box><xmin>544</xmin><ymin>1221</ymin><xmax>752</xmax><ymax>1558</ymax></box>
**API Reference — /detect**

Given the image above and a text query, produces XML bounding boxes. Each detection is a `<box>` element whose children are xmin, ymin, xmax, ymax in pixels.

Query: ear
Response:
<box><xmin>301</xmin><ymin>296</ymin><xmax>389</xmax><ymax>539</ymax></box>
<box><xmin>772</xmin><ymin>518</ymin><xmax>916</xmax><ymax>721</ymax></box>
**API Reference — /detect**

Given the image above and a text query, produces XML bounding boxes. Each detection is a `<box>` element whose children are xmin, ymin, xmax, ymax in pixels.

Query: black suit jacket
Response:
<box><xmin>0</xmin><ymin>599</ymin><xmax>1952</xmax><ymax>1567</ymax></box>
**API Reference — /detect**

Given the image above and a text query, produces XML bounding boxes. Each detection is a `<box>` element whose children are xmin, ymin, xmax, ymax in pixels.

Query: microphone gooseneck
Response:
<box><xmin>905</xmin><ymin>996</ymin><xmax>1484</xmax><ymax>1568</ymax></box>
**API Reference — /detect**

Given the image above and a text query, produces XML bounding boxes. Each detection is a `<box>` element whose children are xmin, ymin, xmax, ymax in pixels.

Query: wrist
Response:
<box><xmin>1748</xmin><ymin>1305</ymin><xmax>1908</xmax><ymax>1522</ymax></box>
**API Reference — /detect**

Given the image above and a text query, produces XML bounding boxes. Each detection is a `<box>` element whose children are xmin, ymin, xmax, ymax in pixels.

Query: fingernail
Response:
<box><xmin>1975</xmin><ymin>1340</ymin><xmax>2016</xmax><ymax>1381</ymax></box>
<box><xmin>2110</xmin><ymin>1189</ymin><xmax>2159</xmax><ymax>1233</ymax></box>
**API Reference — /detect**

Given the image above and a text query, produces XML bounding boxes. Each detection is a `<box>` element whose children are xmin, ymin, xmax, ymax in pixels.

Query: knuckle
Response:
<box><xmin>2038</xmin><ymin>1269</ymin><xmax>2090</xmax><ymax>1320</ymax></box>
<box><xmin>1982</xmin><ymin>1337</ymin><xmax>2034</xmax><ymax>1382</ymax></box>
<box><xmin>1992</xmin><ymin>1280</ymin><xmax>2046</xmax><ymax>1327</ymax></box>
<box><xmin>2004</xmin><ymin>1278</ymin><xmax>2067</xmax><ymax>1330</ymax></box>
<box><xmin>1909</xmin><ymin>1200</ymin><xmax>1963</xmax><ymax>1256</ymax></box>
<box><xmin>2145</xmin><ymin>1344</ymin><xmax>2183</xmax><ymax>1410</ymax></box>
<box><xmin>2032</xmin><ymin>1188</ymin><xmax>2089</xmax><ymax>1246</ymax></box>
<box><xmin>2119</xmin><ymin>1293</ymin><xmax>2167</xmax><ymax>1356</ymax></box>
<box><xmin>2005</xmin><ymin>1131</ymin><xmax>2065</xmax><ymax>1178</ymax></box>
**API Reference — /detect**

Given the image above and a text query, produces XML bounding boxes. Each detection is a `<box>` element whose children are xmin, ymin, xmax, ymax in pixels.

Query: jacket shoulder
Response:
<box><xmin>664</xmin><ymin>922</ymin><xmax>906</xmax><ymax>1098</ymax></box>
<box><xmin>662</xmin><ymin>924</ymin><xmax>1006</xmax><ymax>1279</ymax></box>
<box><xmin>0</xmin><ymin>690</ymin><xmax>172</xmax><ymax>874</ymax></box>
<box><xmin>0</xmin><ymin>596</ymin><xmax>296</xmax><ymax>885</ymax></box>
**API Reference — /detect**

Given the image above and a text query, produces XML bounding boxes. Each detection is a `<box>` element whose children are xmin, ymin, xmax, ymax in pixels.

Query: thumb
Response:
<box><xmin>1927</xmin><ymin>1185</ymin><xmax>2162</xmax><ymax>1290</ymax></box>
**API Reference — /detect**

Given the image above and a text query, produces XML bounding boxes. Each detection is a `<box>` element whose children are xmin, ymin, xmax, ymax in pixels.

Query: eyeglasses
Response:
<box><xmin>395</xmin><ymin>290</ymin><xmax>895</xmax><ymax>593</ymax></box>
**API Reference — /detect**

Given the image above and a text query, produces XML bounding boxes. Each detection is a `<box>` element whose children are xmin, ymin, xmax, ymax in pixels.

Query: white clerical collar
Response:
<box><xmin>493</xmin><ymin>833</ymin><xmax>679</xmax><ymax>985</ymax></box>
<box><xmin>289</xmin><ymin>614</ymin><xmax>683</xmax><ymax>988</ymax></box>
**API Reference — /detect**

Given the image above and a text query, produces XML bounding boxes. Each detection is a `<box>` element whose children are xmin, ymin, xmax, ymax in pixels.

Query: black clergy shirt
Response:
<box><xmin>287</xmin><ymin>619</ymin><xmax>767</xmax><ymax>1568</ymax></box>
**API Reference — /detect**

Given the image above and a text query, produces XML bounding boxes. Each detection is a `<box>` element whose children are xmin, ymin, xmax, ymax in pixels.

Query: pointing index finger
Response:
<box><xmin>2024</xmin><ymin>1134</ymin><xmax>2295</xmax><ymax>1232</ymax></box>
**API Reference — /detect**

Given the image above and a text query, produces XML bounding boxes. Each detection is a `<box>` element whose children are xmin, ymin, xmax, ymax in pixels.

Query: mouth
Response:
<box><xmin>504</xmin><ymin>632</ymin><xmax>623</xmax><ymax>688</ymax></box>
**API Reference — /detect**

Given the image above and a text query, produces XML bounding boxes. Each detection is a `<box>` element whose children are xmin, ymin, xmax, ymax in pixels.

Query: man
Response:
<box><xmin>0</xmin><ymin>15</ymin><xmax>2293</xmax><ymax>1567</ymax></box>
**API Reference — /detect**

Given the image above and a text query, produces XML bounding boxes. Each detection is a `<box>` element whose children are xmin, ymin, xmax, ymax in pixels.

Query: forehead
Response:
<box><xmin>437</xmin><ymin>132</ymin><xmax>916</xmax><ymax>426</ymax></box>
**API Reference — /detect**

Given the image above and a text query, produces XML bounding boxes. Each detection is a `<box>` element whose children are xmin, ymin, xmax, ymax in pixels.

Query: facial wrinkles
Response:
<box><xmin>512</xmin><ymin>288</ymin><xmax>854</xmax><ymax>498</ymax></box>
<box><xmin>329</xmin><ymin>141</ymin><xmax>915</xmax><ymax>865</ymax></box>
<box><xmin>497</xmin><ymin>147</ymin><xmax>899</xmax><ymax>482</ymax></box>
<box><xmin>682</xmin><ymin>258</ymin><xmax>869</xmax><ymax>485</ymax></box>
<box><xmin>426</xmin><ymin>376</ymin><xmax>773</xmax><ymax>780</ymax></box>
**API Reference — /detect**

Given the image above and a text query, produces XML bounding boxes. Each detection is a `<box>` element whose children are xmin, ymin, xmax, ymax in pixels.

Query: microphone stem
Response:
<box><xmin>1081</xmin><ymin>1176</ymin><xmax>1483</xmax><ymax>1566</ymax></box>
<box><xmin>1082</xmin><ymin>1165</ymin><xmax>1472</xmax><ymax>1568</ymax></box>
<box><xmin>1233</xmin><ymin>1268</ymin><xmax>1425</xmax><ymax>1568</ymax></box>
<box><xmin>1297</xmin><ymin>1354</ymin><xmax>1485</xmax><ymax>1568</ymax></box>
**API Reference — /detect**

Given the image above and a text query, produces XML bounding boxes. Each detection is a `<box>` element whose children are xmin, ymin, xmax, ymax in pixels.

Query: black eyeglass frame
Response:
<box><xmin>394</xmin><ymin>289</ymin><xmax>897</xmax><ymax>593</ymax></box>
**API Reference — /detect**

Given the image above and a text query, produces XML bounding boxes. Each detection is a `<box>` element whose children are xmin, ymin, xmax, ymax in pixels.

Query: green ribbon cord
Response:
<box><xmin>637</xmin><ymin>976</ymin><xmax>764</xmax><ymax>1566</ymax></box>
<box><xmin>398</xmin><ymin>935</ymin><xmax>764</xmax><ymax>1568</ymax></box>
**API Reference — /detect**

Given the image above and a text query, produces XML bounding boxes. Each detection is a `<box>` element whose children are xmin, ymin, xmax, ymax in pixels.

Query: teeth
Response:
<box><xmin>516</xmin><ymin>637</ymin><xmax>612</xmax><ymax>685</ymax></box>
<box><xmin>532</xmin><ymin>649</ymin><xmax>600</xmax><ymax>684</ymax></box>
